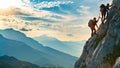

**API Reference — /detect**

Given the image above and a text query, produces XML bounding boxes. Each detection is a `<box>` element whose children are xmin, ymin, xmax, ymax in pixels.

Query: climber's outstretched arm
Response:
<box><xmin>96</xmin><ymin>24</ymin><xmax>99</xmax><ymax>29</ymax></box>
<box><xmin>110</xmin><ymin>3</ymin><xmax>113</xmax><ymax>7</ymax></box>
<box><xmin>97</xmin><ymin>16</ymin><xmax>101</xmax><ymax>22</ymax></box>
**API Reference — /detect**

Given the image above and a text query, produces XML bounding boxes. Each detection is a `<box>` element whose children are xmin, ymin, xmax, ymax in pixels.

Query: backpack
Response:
<box><xmin>88</xmin><ymin>19</ymin><xmax>93</xmax><ymax>27</ymax></box>
<box><xmin>100</xmin><ymin>4</ymin><xmax>106</xmax><ymax>12</ymax></box>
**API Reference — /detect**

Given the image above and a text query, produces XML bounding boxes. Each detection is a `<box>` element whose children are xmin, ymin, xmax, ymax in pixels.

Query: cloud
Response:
<box><xmin>67</xmin><ymin>34</ymin><xmax>74</xmax><ymax>37</ymax></box>
<box><xmin>34</xmin><ymin>1</ymin><xmax>74</xmax><ymax>9</ymax></box>
<box><xmin>51</xmin><ymin>15</ymin><xmax>64</xmax><ymax>19</ymax></box>
<box><xmin>0</xmin><ymin>7</ymin><xmax>32</xmax><ymax>16</ymax></box>
<box><xmin>0</xmin><ymin>7</ymin><xmax>16</xmax><ymax>16</ymax></box>
<box><xmin>0</xmin><ymin>1</ymin><xmax>90</xmax><ymax>41</ymax></box>
<box><xmin>20</xmin><ymin>16</ymin><xmax>60</xmax><ymax>23</ymax></box>
<box><xmin>77</xmin><ymin>5</ymin><xmax>91</xmax><ymax>15</ymax></box>
<box><xmin>20</xmin><ymin>27</ymin><xmax>32</xmax><ymax>31</ymax></box>
<box><xmin>0</xmin><ymin>0</ymin><xmax>113</xmax><ymax>41</ymax></box>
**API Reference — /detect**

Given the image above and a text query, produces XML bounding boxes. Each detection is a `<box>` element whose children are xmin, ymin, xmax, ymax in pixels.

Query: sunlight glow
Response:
<box><xmin>0</xmin><ymin>0</ymin><xmax>22</xmax><ymax>9</ymax></box>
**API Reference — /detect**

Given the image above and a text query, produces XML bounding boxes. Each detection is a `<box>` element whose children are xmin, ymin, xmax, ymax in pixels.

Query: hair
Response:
<box><xmin>100</xmin><ymin>4</ymin><xmax>104</xmax><ymax>7</ymax></box>
<box><xmin>93</xmin><ymin>17</ymin><xmax>96</xmax><ymax>20</ymax></box>
<box><xmin>107</xmin><ymin>3</ymin><xmax>109</xmax><ymax>6</ymax></box>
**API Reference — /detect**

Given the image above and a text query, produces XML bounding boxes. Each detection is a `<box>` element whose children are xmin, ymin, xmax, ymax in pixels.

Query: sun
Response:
<box><xmin>0</xmin><ymin>0</ymin><xmax>22</xmax><ymax>9</ymax></box>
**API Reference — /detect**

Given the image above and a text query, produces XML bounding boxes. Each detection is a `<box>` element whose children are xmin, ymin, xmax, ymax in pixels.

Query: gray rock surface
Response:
<box><xmin>75</xmin><ymin>0</ymin><xmax>120</xmax><ymax>68</ymax></box>
<box><xmin>113</xmin><ymin>57</ymin><xmax>120</xmax><ymax>68</ymax></box>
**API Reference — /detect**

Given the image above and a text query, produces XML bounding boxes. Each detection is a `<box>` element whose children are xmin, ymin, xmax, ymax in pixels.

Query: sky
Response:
<box><xmin>0</xmin><ymin>0</ymin><xmax>112</xmax><ymax>41</ymax></box>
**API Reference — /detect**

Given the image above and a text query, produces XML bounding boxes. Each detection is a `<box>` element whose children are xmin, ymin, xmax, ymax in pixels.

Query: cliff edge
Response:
<box><xmin>75</xmin><ymin>0</ymin><xmax>120</xmax><ymax>68</ymax></box>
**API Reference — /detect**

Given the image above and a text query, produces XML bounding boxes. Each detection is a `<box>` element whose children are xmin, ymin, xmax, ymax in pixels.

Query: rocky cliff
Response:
<box><xmin>75</xmin><ymin>0</ymin><xmax>120</xmax><ymax>68</ymax></box>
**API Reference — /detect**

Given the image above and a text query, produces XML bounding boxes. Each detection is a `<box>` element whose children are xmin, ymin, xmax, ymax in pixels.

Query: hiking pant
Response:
<box><xmin>90</xmin><ymin>27</ymin><xmax>96</xmax><ymax>36</ymax></box>
<box><xmin>101</xmin><ymin>10</ymin><xmax>107</xmax><ymax>23</ymax></box>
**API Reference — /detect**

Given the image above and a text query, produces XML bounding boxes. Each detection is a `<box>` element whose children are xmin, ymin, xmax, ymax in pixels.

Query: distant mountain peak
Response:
<box><xmin>0</xmin><ymin>34</ymin><xmax>7</xmax><ymax>40</ymax></box>
<box><xmin>3</xmin><ymin>28</ymin><xmax>14</xmax><ymax>31</ymax></box>
<box><xmin>34</xmin><ymin>34</ymin><xmax>84</xmax><ymax>57</ymax></box>
<box><xmin>39</xmin><ymin>35</ymin><xmax>58</xmax><ymax>40</ymax></box>
<box><xmin>0</xmin><ymin>55</ymin><xmax>40</xmax><ymax>68</ymax></box>
<box><xmin>0</xmin><ymin>55</ymin><xmax>17</xmax><ymax>61</ymax></box>
<box><xmin>0</xmin><ymin>34</ymin><xmax>4</xmax><ymax>38</ymax></box>
<box><xmin>0</xmin><ymin>28</ymin><xmax>28</xmax><ymax>42</ymax></box>
<box><xmin>0</xmin><ymin>28</ymin><xmax>77</xmax><ymax>68</ymax></box>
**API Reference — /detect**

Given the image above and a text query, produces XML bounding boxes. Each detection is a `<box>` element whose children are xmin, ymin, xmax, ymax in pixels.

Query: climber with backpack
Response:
<box><xmin>88</xmin><ymin>16</ymin><xmax>100</xmax><ymax>36</ymax></box>
<box><xmin>100</xmin><ymin>4</ymin><xmax>107</xmax><ymax>23</ymax></box>
<box><xmin>100</xmin><ymin>3</ymin><xmax>113</xmax><ymax>24</ymax></box>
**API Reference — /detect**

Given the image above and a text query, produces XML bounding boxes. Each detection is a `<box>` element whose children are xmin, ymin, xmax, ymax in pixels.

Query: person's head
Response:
<box><xmin>107</xmin><ymin>3</ymin><xmax>109</xmax><ymax>6</ymax></box>
<box><xmin>100</xmin><ymin>4</ymin><xmax>104</xmax><ymax>8</ymax></box>
<box><xmin>93</xmin><ymin>17</ymin><xmax>96</xmax><ymax>21</ymax></box>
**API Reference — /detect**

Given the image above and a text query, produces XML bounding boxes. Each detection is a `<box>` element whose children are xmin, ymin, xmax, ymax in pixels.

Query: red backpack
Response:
<box><xmin>88</xmin><ymin>19</ymin><xmax>93</xmax><ymax>27</ymax></box>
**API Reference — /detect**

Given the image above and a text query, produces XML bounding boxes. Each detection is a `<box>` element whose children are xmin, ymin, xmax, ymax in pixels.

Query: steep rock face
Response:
<box><xmin>75</xmin><ymin>0</ymin><xmax>120</xmax><ymax>68</ymax></box>
<box><xmin>114</xmin><ymin>57</ymin><xmax>120</xmax><ymax>68</ymax></box>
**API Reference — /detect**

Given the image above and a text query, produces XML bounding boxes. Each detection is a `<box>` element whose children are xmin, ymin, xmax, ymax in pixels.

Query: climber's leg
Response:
<box><xmin>101</xmin><ymin>12</ymin><xmax>104</xmax><ymax>24</ymax></box>
<box><xmin>90</xmin><ymin>28</ymin><xmax>94</xmax><ymax>36</ymax></box>
<box><xmin>93</xmin><ymin>28</ymin><xmax>96</xmax><ymax>34</ymax></box>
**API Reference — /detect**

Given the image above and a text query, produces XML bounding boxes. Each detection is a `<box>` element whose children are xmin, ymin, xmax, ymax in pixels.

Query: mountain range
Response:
<box><xmin>0</xmin><ymin>55</ymin><xmax>39</xmax><ymax>68</ymax></box>
<box><xmin>34</xmin><ymin>35</ymin><xmax>85</xmax><ymax>57</ymax></box>
<box><xmin>0</xmin><ymin>28</ymin><xmax>77</xmax><ymax>68</ymax></box>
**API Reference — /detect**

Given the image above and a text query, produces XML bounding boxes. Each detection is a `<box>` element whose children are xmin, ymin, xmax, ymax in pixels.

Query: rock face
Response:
<box><xmin>114</xmin><ymin>57</ymin><xmax>120</xmax><ymax>68</ymax></box>
<box><xmin>75</xmin><ymin>0</ymin><xmax>120</xmax><ymax>68</ymax></box>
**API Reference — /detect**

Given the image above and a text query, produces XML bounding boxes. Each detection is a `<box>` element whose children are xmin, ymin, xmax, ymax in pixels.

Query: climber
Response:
<box><xmin>88</xmin><ymin>16</ymin><xmax>100</xmax><ymax>36</ymax></box>
<box><xmin>106</xmin><ymin>3</ymin><xmax>113</xmax><ymax>10</ymax></box>
<box><xmin>106</xmin><ymin>3</ymin><xmax>113</xmax><ymax>16</ymax></box>
<box><xmin>100</xmin><ymin>4</ymin><xmax>107</xmax><ymax>23</ymax></box>
<box><xmin>100</xmin><ymin>3</ymin><xmax>113</xmax><ymax>23</ymax></box>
